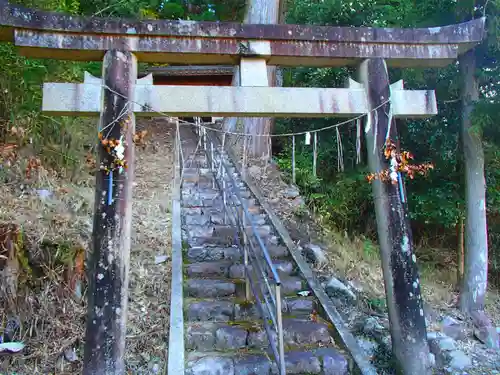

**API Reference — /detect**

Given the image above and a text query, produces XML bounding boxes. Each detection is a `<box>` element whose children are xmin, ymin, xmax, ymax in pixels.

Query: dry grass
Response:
<box><xmin>243</xmin><ymin>158</ymin><xmax>500</xmax><ymax>328</ymax></box>
<box><xmin>0</xmin><ymin>118</ymin><xmax>174</xmax><ymax>374</ymax></box>
<box><xmin>124</xmin><ymin>119</ymin><xmax>173</xmax><ymax>374</ymax></box>
<box><xmin>0</xmin><ymin>156</ymin><xmax>93</xmax><ymax>373</ymax></box>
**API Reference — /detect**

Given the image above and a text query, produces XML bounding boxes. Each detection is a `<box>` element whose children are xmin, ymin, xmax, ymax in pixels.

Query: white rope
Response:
<box><xmin>356</xmin><ymin>119</ymin><xmax>362</xmax><ymax>165</ymax></box>
<box><xmin>336</xmin><ymin>127</ymin><xmax>344</xmax><ymax>172</ymax></box>
<box><xmin>101</xmin><ymin>84</ymin><xmax>390</xmax><ymax>139</ymax></box>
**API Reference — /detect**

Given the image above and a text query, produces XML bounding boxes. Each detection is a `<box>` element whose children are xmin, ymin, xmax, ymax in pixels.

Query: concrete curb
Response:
<box><xmin>166</xmin><ymin>148</ymin><xmax>185</xmax><ymax>374</ymax></box>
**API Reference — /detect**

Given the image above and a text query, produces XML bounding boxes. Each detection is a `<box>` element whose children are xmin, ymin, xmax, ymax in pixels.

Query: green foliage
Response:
<box><xmin>276</xmin><ymin>142</ymin><xmax>374</xmax><ymax>232</ymax></box>
<box><xmin>273</xmin><ymin>0</ymin><xmax>500</xmax><ymax>282</ymax></box>
<box><xmin>0</xmin><ymin>39</ymin><xmax>98</xmax><ymax>176</ymax></box>
<box><xmin>3</xmin><ymin>0</ymin><xmax>500</xmax><ymax>284</ymax></box>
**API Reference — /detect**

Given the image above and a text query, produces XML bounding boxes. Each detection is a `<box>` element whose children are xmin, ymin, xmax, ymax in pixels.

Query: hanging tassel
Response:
<box><xmin>292</xmin><ymin>135</ymin><xmax>296</xmax><ymax>184</ymax></box>
<box><xmin>336</xmin><ymin>127</ymin><xmax>345</xmax><ymax>172</ymax></box>
<box><xmin>336</xmin><ymin>128</ymin><xmax>341</xmax><ymax>172</ymax></box>
<box><xmin>107</xmin><ymin>171</ymin><xmax>113</xmax><ymax>206</ymax></box>
<box><xmin>398</xmin><ymin>171</ymin><xmax>406</xmax><ymax>203</ymax></box>
<box><xmin>242</xmin><ymin>135</ymin><xmax>248</xmax><ymax>180</ymax></box>
<box><xmin>372</xmin><ymin>109</ymin><xmax>379</xmax><ymax>155</ymax></box>
<box><xmin>313</xmin><ymin>132</ymin><xmax>318</xmax><ymax>177</ymax></box>
<box><xmin>356</xmin><ymin>119</ymin><xmax>361</xmax><ymax>165</ymax></box>
<box><xmin>305</xmin><ymin>132</ymin><xmax>311</xmax><ymax>145</ymax></box>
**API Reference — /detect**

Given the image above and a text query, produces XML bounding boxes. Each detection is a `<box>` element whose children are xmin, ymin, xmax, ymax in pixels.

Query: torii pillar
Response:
<box><xmin>356</xmin><ymin>59</ymin><xmax>432</xmax><ymax>374</ymax></box>
<box><xmin>83</xmin><ymin>50</ymin><xmax>137</xmax><ymax>375</ymax></box>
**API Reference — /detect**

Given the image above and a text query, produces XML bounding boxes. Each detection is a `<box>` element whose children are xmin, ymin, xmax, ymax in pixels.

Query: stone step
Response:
<box><xmin>185</xmin><ymin>261</ymin><xmax>233</xmax><ymax>278</ymax></box>
<box><xmin>186</xmin><ymin>278</ymin><xmax>240</xmax><ymax>298</ymax></box>
<box><xmin>182</xmin><ymin>191</ymin><xmax>220</xmax><ymax>202</ymax></box>
<box><xmin>182</xmin><ymin>196</ymin><xmax>257</xmax><ymax>208</ymax></box>
<box><xmin>187</xmin><ymin>234</ymin><xmax>239</xmax><ymax>247</ymax></box>
<box><xmin>182</xmin><ymin>169</ymin><xmax>214</xmax><ymax>184</ymax></box>
<box><xmin>183</xmin><ymin>206</ymin><xmax>263</xmax><ymax>218</ymax></box>
<box><xmin>184</xmin><ymin>212</ymin><xmax>266</xmax><ymax>226</ymax></box>
<box><xmin>182</xmin><ymin>186</ymin><xmax>252</xmax><ymax>199</ymax></box>
<box><xmin>186</xmin><ymin>224</ymin><xmax>236</xmax><ymax>239</ymax></box>
<box><xmin>184</xmin><ymin>244</ymin><xmax>289</xmax><ymax>264</ymax></box>
<box><xmin>183</xmin><ymin>167</ymin><xmax>213</xmax><ymax>176</ymax></box>
<box><xmin>185</xmin><ymin>276</ymin><xmax>303</xmax><ymax>299</ymax></box>
<box><xmin>228</xmin><ymin>259</ymin><xmax>295</xmax><ymax>279</ymax></box>
<box><xmin>186</xmin><ymin>318</ymin><xmax>332</xmax><ymax>352</ymax></box>
<box><xmin>279</xmin><ymin>276</ymin><xmax>305</xmax><ymax>295</ymax></box>
<box><xmin>265</xmin><ymin>244</ymin><xmax>290</xmax><ymax>258</ymax></box>
<box><xmin>185</xmin><ymin>259</ymin><xmax>295</xmax><ymax>279</ymax></box>
<box><xmin>185</xmin><ymin>297</ymin><xmax>316</xmax><ymax>322</ymax></box>
<box><xmin>285</xmin><ymin>296</ymin><xmax>315</xmax><ymax>316</ymax></box>
<box><xmin>186</xmin><ymin>224</ymin><xmax>272</xmax><ymax>240</ymax></box>
<box><xmin>185</xmin><ymin>348</ymin><xmax>348</xmax><ymax>375</ymax></box>
<box><xmin>185</xmin><ymin>246</ymin><xmax>242</xmax><ymax>263</ymax></box>
<box><xmin>185</xmin><ymin>229</ymin><xmax>274</xmax><ymax>248</ymax></box>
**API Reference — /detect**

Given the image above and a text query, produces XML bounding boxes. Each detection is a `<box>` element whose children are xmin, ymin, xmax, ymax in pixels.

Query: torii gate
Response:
<box><xmin>0</xmin><ymin>1</ymin><xmax>485</xmax><ymax>374</ymax></box>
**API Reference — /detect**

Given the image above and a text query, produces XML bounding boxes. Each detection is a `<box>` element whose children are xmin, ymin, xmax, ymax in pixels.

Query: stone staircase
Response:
<box><xmin>179</xmin><ymin>128</ymin><xmax>349</xmax><ymax>375</ymax></box>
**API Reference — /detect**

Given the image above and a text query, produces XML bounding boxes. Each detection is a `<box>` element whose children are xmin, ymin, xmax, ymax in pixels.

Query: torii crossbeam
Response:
<box><xmin>0</xmin><ymin>0</ymin><xmax>484</xmax><ymax>67</ymax></box>
<box><xmin>0</xmin><ymin>1</ymin><xmax>486</xmax><ymax>374</ymax></box>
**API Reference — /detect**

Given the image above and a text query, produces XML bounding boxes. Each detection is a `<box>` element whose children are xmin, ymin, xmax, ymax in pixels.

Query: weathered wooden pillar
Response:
<box><xmin>83</xmin><ymin>50</ymin><xmax>137</xmax><ymax>375</ymax></box>
<box><xmin>358</xmin><ymin>58</ymin><xmax>431</xmax><ymax>374</ymax></box>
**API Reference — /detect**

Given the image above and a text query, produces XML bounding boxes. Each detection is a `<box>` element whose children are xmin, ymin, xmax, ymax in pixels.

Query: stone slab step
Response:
<box><xmin>279</xmin><ymin>276</ymin><xmax>305</xmax><ymax>295</ymax></box>
<box><xmin>183</xmin><ymin>239</ymin><xmax>286</xmax><ymax>259</ymax></box>
<box><xmin>186</xmin><ymin>224</ymin><xmax>236</xmax><ymax>240</ymax></box>
<box><xmin>186</xmin><ymin>225</ymin><xmax>272</xmax><ymax>239</ymax></box>
<box><xmin>185</xmin><ymin>230</ymin><xmax>273</xmax><ymax>248</ymax></box>
<box><xmin>183</xmin><ymin>206</ymin><xmax>263</xmax><ymax>219</ymax></box>
<box><xmin>182</xmin><ymin>186</ymin><xmax>252</xmax><ymax>199</ymax></box>
<box><xmin>184</xmin><ymin>212</ymin><xmax>266</xmax><ymax>226</ymax></box>
<box><xmin>285</xmin><ymin>297</ymin><xmax>315</xmax><ymax>316</ymax></box>
<box><xmin>228</xmin><ymin>260</ymin><xmax>295</xmax><ymax>279</ymax></box>
<box><xmin>186</xmin><ymin>318</ymin><xmax>332</xmax><ymax>352</ymax></box>
<box><xmin>185</xmin><ymin>259</ymin><xmax>294</xmax><ymax>280</ymax></box>
<box><xmin>187</xmin><ymin>235</ymin><xmax>239</xmax><ymax>247</ymax></box>
<box><xmin>185</xmin><ymin>297</ymin><xmax>315</xmax><ymax>322</ymax></box>
<box><xmin>182</xmin><ymin>188</ymin><xmax>219</xmax><ymax>200</ymax></box>
<box><xmin>265</xmin><ymin>244</ymin><xmax>290</xmax><ymax>258</ymax></box>
<box><xmin>182</xmin><ymin>196</ymin><xmax>257</xmax><ymax>208</ymax></box>
<box><xmin>185</xmin><ymin>273</ymin><xmax>301</xmax><ymax>298</ymax></box>
<box><xmin>185</xmin><ymin>261</ymin><xmax>233</xmax><ymax>278</ymax></box>
<box><xmin>185</xmin><ymin>348</ymin><xmax>348</xmax><ymax>375</ymax></box>
<box><xmin>186</xmin><ymin>279</ymin><xmax>239</xmax><ymax>298</ymax></box>
<box><xmin>182</xmin><ymin>169</ymin><xmax>214</xmax><ymax>184</ymax></box>
<box><xmin>185</xmin><ymin>246</ymin><xmax>242</xmax><ymax>263</ymax></box>
<box><xmin>183</xmin><ymin>167</ymin><xmax>213</xmax><ymax>176</ymax></box>
<box><xmin>185</xmin><ymin>276</ymin><xmax>302</xmax><ymax>299</ymax></box>
<box><xmin>248</xmin><ymin>318</ymin><xmax>333</xmax><ymax>349</ymax></box>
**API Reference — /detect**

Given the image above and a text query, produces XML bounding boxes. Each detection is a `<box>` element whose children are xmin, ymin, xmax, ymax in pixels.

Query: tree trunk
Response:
<box><xmin>459</xmin><ymin>49</ymin><xmax>489</xmax><ymax>313</ymax></box>
<box><xmin>241</xmin><ymin>0</ymin><xmax>283</xmax><ymax>159</ymax></box>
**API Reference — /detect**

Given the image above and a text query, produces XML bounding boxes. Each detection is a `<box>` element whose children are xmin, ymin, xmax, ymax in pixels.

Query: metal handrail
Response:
<box><xmin>198</xmin><ymin>123</ymin><xmax>286</xmax><ymax>375</ymax></box>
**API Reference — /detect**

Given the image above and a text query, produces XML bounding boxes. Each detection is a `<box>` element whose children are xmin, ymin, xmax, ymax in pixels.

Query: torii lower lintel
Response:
<box><xmin>42</xmin><ymin>74</ymin><xmax>437</xmax><ymax>119</ymax></box>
